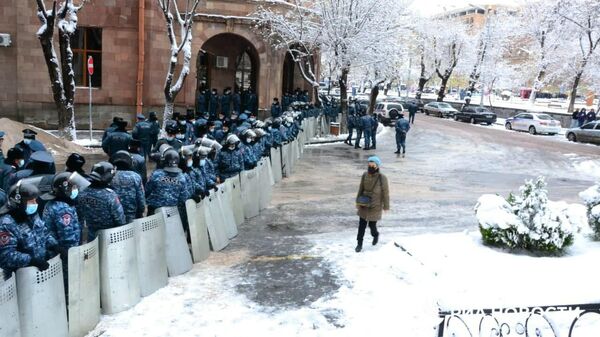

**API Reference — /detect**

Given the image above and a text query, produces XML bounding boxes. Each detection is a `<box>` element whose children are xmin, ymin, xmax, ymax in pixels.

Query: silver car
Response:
<box><xmin>566</xmin><ymin>121</ymin><xmax>600</xmax><ymax>145</ymax></box>
<box><xmin>504</xmin><ymin>112</ymin><xmax>562</xmax><ymax>135</ymax></box>
<box><xmin>423</xmin><ymin>102</ymin><xmax>458</xmax><ymax>118</ymax></box>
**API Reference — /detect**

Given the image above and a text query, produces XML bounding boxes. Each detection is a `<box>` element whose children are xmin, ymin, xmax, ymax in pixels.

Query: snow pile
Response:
<box><xmin>572</xmin><ymin>160</ymin><xmax>600</xmax><ymax>180</ymax></box>
<box><xmin>475</xmin><ymin>177</ymin><xmax>579</xmax><ymax>254</ymax></box>
<box><xmin>579</xmin><ymin>184</ymin><xmax>600</xmax><ymax>239</ymax></box>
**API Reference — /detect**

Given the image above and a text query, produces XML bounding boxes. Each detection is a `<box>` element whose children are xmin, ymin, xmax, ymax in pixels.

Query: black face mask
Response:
<box><xmin>368</xmin><ymin>166</ymin><xmax>378</xmax><ymax>174</ymax></box>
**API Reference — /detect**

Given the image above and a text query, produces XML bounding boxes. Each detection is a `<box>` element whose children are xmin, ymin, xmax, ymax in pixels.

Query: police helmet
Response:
<box><xmin>180</xmin><ymin>146</ymin><xmax>194</xmax><ymax>159</ymax></box>
<box><xmin>89</xmin><ymin>161</ymin><xmax>116</xmax><ymax>184</ymax></box>
<box><xmin>196</xmin><ymin>146</ymin><xmax>211</xmax><ymax>158</ymax></box>
<box><xmin>2</xmin><ymin>181</ymin><xmax>40</xmax><ymax>213</ymax></box>
<box><xmin>226</xmin><ymin>134</ymin><xmax>240</xmax><ymax>146</ymax></box>
<box><xmin>66</xmin><ymin>153</ymin><xmax>85</xmax><ymax>172</ymax></box>
<box><xmin>165</xmin><ymin>120</ymin><xmax>179</xmax><ymax>135</ymax></box>
<box><xmin>47</xmin><ymin>172</ymin><xmax>76</xmax><ymax>199</ymax></box>
<box><xmin>110</xmin><ymin>150</ymin><xmax>133</xmax><ymax>170</ymax></box>
<box><xmin>273</xmin><ymin>118</ymin><xmax>282</xmax><ymax>128</ymax></box>
<box><xmin>253</xmin><ymin>129</ymin><xmax>266</xmax><ymax>138</ymax></box>
<box><xmin>162</xmin><ymin>149</ymin><xmax>182</xmax><ymax>173</ymax></box>
<box><xmin>241</xmin><ymin>129</ymin><xmax>256</xmax><ymax>139</ymax></box>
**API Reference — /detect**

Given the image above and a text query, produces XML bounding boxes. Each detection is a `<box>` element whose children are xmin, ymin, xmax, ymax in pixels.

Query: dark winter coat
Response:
<box><xmin>356</xmin><ymin>171</ymin><xmax>390</xmax><ymax>222</ymax></box>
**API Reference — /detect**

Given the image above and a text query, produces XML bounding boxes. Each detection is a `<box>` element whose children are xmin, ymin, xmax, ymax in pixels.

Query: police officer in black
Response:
<box><xmin>102</xmin><ymin>119</ymin><xmax>132</xmax><ymax>157</ymax></box>
<box><xmin>132</xmin><ymin>114</ymin><xmax>154</xmax><ymax>159</ymax></box>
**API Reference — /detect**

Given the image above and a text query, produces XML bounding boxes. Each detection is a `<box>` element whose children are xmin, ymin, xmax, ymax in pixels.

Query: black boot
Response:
<box><xmin>372</xmin><ymin>234</ymin><xmax>379</xmax><ymax>246</ymax></box>
<box><xmin>363</xmin><ymin>146</ymin><xmax>370</xmax><ymax>151</ymax></box>
<box><xmin>371</xmin><ymin>146</ymin><xmax>376</xmax><ymax>150</ymax></box>
<box><xmin>355</xmin><ymin>242</ymin><xmax>363</xmax><ymax>252</ymax></box>
<box><xmin>394</xmin><ymin>150</ymin><xmax>400</xmax><ymax>154</ymax></box>
<box><xmin>355</xmin><ymin>145</ymin><xmax>362</xmax><ymax>149</ymax></box>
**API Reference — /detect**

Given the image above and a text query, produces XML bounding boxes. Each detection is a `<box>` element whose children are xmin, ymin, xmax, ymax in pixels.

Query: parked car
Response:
<box><xmin>423</xmin><ymin>102</ymin><xmax>458</xmax><ymax>118</ymax></box>
<box><xmin>505</xmin><ymin>113</ymin><xmax>561</xmax><ymax>135</ymax></box>
<box><xmin>500</xmin><ymin>90</ymin><xmax>512</xmax><ymax>101</ymax></box>
<box><xmin>454</xmin><ymin>106</ymin><xmax>497</xmax><ymax>125</ymax></box>
<box><xmin>374</xmin><ymin>102</ymin><xmax>405</xmax><ymax>126</ymax></box>
<box><xmin>566</xmin><ymin>121</ymin><xmax>600</xmax><ymax>145</ymax></box>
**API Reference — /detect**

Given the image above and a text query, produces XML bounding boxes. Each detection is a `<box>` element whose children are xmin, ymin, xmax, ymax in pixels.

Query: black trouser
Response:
<box><xmin>357</xmin><ymin>217</ymin><xmax>378</xmax><ymax>243</ymax></box>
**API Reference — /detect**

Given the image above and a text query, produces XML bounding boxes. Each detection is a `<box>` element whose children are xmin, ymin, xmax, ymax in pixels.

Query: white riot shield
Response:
<box><xmin>270</xmin><ymin>147</ymin><xmax>283</xmax><ymax>183</ymax></box>
<box><xmin>241</xmin><ymin>169</ymin><xmax>260</xmax><ymax>219</ymax></box>
<box><xmin>217</xmin><ymin>183</ymin><xmax>238</xmax><ymax>239</ymax></box>
<box><xmin>258</xmin><ymin>159</ymin><xmax>273</xmax><ymax>211</ymax></box>
<box><xmin>185</xmin><ymin>200</ymin><xmax>210</xmax><ymax>263</ymax></box>
<box><xmin>298</xmin><ymin>133</ymin><xmax>304</xmax><ymax>156</ymax></box>
<box><xmin>204</xmin><ymin>191</ymin><xmax>229</xmax><ymax>251</ymax></box>
<box><xmin>68</xmin><ymin>238</ymin><xmax>100</xmax><ymax>337</ymax></box>
<box><xmin>265</xmin><ymin>156</ymin><xmax>275</xmax><ymax>186</ymax></box>
<box><xmin>0</xmin><ymin>273</ymin><xmax>21</xmax><ymax>337</ymax></box>
<box><xmin>16</xmin><ymin>255</ymin><xmax>68</xmax><ymax>337</ymax></box>
<box><xmin>228</xmin><ymin>176</ymin><xmax>245</xmax><ymax>226</ymax></box>
<box><xmin>134</xmin><ymin>214</ymin><xmax>168</xmax><ymax>297</ymax></box>
<box><xmin>158</xmin><ymin>207</ymin><xmax>193</xmax><ymax>277</ymax></box>
<box><xmin>281</xmin><ymin>144</ymin><xmax>290</xmax><ymax>178</ymax></box>
<box><xmin>98</xmin><ymin>224</ymin><xmax>140</xmax><ymax>314</ymax></box>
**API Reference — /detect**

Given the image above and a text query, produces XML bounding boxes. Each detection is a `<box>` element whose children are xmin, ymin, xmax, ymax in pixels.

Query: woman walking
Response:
<box><xmin>355</xmin><ymin>156</ymin><xmax>390</xmax><ymax>252</ymax></box>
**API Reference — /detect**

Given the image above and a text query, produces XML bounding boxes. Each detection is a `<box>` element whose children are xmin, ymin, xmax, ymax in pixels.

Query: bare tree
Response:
<box><xmin>433</xmin><ymin>21</ymin><xmax>467</xmax><ymax>102</ymax></box>
<box><xmin>158</xmin><ymin>0</ymin><xmax>200</xmax><ymax>128</ymax></box>
<box><xmin>35</xmin><ymin>0</ymin><xmax>88</xmax><ymax>140</ymax></box>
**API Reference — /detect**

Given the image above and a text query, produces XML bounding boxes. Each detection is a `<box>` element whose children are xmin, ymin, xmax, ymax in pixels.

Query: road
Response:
<box><xmin>90</xmin><ymin>114</ymin><xmax>600</xmax><ymax>336</ymax></box>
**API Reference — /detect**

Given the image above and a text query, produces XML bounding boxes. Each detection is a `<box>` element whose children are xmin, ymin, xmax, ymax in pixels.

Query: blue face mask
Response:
<box><xmin>200</xmin><ymin>159</ymin><xmax>206</xmax><ymax>166</ymax></box>
<box><xmin>70</xmin><ymin>189</ymin><xmax>79</xmax><ymax>200</ymax></box>
<box><xmin>167</xmin><ymin>136</ymin><xmax>174</xmax><ymax>141</ymax></box>
<box><xmin>18</xmin><ymin>159</ymin><xmax>25</xmax><ymax>168</ymax></box>
<box><xmin>25</xmin><ymin>203</ymin><xmax>38</xmax><ymax>215</ymax></box>
<box><xmin>24</xmin><ymin>139</ymin><xmax>32</xmax><ymax>145</ymax></box>
<box><xmin>187</xmin><ymin>160</ymin><xmax>193</xmax><ymax>168</ymax></box>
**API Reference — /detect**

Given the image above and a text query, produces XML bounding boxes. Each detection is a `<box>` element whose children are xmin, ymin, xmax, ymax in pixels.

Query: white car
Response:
<box><xmin>374</xmin><ymin>102</ymin><xmax>405</xmax><ymax>126</ymax></box>
<box><xmin>505</xmin><ymin>112</ymin><xmax>562</xmax><ymax>135</ymax></box>
<box><xmin>423</xmin><ymin>102</ymin><xmax>458</xmax><ymax>118</ymax></box>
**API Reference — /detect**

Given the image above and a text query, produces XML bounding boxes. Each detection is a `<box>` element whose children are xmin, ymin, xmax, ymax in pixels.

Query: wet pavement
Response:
<box><xmin>227</xmin><ymin>114</ymin><xmax>600</xmax><ymax>310</ymax></box>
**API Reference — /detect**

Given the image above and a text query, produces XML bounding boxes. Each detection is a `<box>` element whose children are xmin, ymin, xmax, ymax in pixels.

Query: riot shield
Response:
<box><xmin>185</xmin><ymin>199</ymin><xmax>210</xmax><ymax>263</ymax></box>
<box><xmin>98</xmin><ymin>224</ymin><xmax>141</xmax><ymax>314</ymax></box>
<box><xmin>228</xmin><ymin>176</ymin><xmax>245</xmax><ymax>226</ymax></box>
<box><xmin>217</xmin><ymin>183</ymin><xmax>238</xmax><ymax>239</ymax></box>
<box><xmin>68</xmin><ymin>238</ymin><xmax>100</xmax><ymax>337</ymax></box>
<box><xmin>270</xmin><ymin>147</ymin><xmax>283</xmax><ymax>184</ymax></box>
<box><xmin>204</xmin><ymin>191</ymin><xmax>229</xmax><ymax>251</ymax></box>
<box><xmin>281</xmin><ymin>143</ymin><xmax>290</xmax><ymax>178</ymax></box>
<box><xmin>134</xmin><ymin>214</ymin><xmax>168</xmax><ymax>296</ymax></box>
<box><xmin>241</xmin><ymin>169</ymin><xmax>259</xmax><ymax>219</ymax></box>
<box><xmin>0</xmin><ymin>273</ymin><xmax>21</xmax><ymax>337</ymax></box>
<box><xmin>16</xmin><ymin>255</ymin><xmax>68</xmax><ymax>337</ymax></box>
<box><xmin>158</xmin><ymin>207</ymin><xmax>193</xmax><ymax>277</ymax></box>
<box><xmin>258</xmin><ymin>159</ymin><xmax>273</xmax><ymax>211</ymax></box>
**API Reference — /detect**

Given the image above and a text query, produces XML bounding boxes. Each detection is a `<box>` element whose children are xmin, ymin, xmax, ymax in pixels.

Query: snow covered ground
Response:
<box><xmin>87</xmin><ymin>224</ymin><xmax>600</xmax><ymax>337</ymax></box>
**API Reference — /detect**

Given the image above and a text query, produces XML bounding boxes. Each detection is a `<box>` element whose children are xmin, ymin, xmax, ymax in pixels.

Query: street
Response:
<box><xmin>90</xmin><ymin>114</ymin><xmax>600</xmax><ymax>336</ymax></box>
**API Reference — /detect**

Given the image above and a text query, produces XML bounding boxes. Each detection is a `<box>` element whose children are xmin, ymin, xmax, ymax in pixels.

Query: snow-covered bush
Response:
<box><xmin>475</xmin><ymin>177</ymin><xmax>575</xmax><ymax>255</ymax></box>
<box><xmin>579</xmin><ymin>184</ymin><xmax>600</xmax><ymax>239</ymax></box>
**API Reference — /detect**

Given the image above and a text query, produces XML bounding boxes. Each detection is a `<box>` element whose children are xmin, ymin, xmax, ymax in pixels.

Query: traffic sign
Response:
<box><xmin>87</xmin><ymin>56</ymin><xmax>94</xmax><ymax>76</ymax></box>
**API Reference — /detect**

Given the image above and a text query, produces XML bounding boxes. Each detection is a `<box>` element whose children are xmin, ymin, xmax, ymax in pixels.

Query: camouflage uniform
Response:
<box><xmin>145</xmin><ymin>169</ymin><xmax>190</xmax><ymax>212</ymax></box>
<box><xmin>189</xmin><ymin>167</ymin><xmax>207</xmax><ymax>196</ymax></box>
<box><xmin>0</xmin><ymin>213</ymin><xmax>58</xmax><ymax>277</ymax></box>
<box><xmin>239</xmin><ymin>143</ymin><xmax>258</xmax><ymax>170</ymax></box>
<box><xmin>201</xmin><ymin>160</ymin><xmax>217</xmax><ymax>189</ymax></box>
<box><xmin>270</xmin><ymin>128</ymin><xmax>284</xmax><ymax>148</ymax></box>
<box><xmin>110</xmin><ymin>170</ymin><xmax>146</xmax><ymax>224</ymax></box>
<box><xmin>77</xmin><ymin>187</ymin><xmax>127</xmax><ymax>241</ymax></box>
<box><xmin>42</xmin><ymin>200</ymin><xmax>81</xmax><ymax>250</ymax></box>
<box><xmin>215</xmin><ymin>148</ymin><xmax>244</xmax><ymax>181</ymax></box>
<box><xmin>131</xmin><ymin>152</ymin><xmax>147</xmax><ymax>186</ymax></box>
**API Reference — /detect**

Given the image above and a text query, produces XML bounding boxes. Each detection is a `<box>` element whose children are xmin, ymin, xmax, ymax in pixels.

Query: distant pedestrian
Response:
<box><xmin>571</xmin><ymin>109</ymin><xmax>580</xmax><ymax>128</ymax></box>
<box><xmin>354</xmin><ymin>111</ymin><xmax>364</xmax><ymax>149</ymax></box>
<box><xmin>354</xmin><ymin>156</ymin><xmax>389</xmax><ymax>253</ymax></box>
<box><xmin>408</xmin><ymin>102</ymin><xmax>418</xmax><ymax>124</ymax></box>
<box><xmin>394</xmin><ymin>113</ymin><xmax>410</xmax><ymax>157</ymax></box>
<box><xmin>370</xmin><ymin>114</ymin><xmax>378</xmax><ymax>150</ymax></box>
<box><xmin>578</xmin><ymin>108</ymin><xmax>587</xmax><ymax>127</ymax></box>
<box><xmin>361</xmin><ymin>113</ymin><xmax>373</xmax><ymax>151</ymax></box>
<box><xmin>344</xmin><ymin>101</ymin><xmax>356</xmax><ymax>146</ymax></box>
<box><xmin>586</xmin><ymin>108</ymin><xmax>596</xmax><ymax>124</ymax></box>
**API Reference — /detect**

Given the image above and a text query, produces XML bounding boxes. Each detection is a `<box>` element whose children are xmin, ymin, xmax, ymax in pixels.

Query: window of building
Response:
<box><xmin>71</xmin><ymin>27</ymin><xmax>102</xmax><ymax>87</ymax></box>
<box><xmin>235</xmin><ymin>50</ymin><xmax>253</xmax><ymax>91</ymax></box>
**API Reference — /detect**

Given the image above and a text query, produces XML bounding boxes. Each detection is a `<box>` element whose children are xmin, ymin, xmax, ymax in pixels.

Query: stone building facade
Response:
<box><xmin>0</xmin><ymin>0</ymin><xmax>315</xmax><ymax>129</ymax></box>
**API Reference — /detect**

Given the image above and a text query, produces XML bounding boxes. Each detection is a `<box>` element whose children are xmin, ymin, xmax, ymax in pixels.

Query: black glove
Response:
<box><xmin>30</xmin><ymin>258</ymin><xmax>49</xmax><ymax>271</ymax></box>
<box><xmin>52</xmin><ymin>246</ymin><xmax>69</xmax><ymax>259</ymax></box>
<box><xmin>193</xmin><ymin>194</ymin><xmax>202</xmax><ymax>203</ymax></box>
<box><xmin>213</xmin><ymin>185</ymin><xmax>219</xmax><ymax>192</ymax></box>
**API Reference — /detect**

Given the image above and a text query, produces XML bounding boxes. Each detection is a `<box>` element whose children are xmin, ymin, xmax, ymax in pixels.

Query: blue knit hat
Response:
<box><xmin>368</xmin><ymin>156</ymin><xmax>381</xmax><ymax>167</ymax></box>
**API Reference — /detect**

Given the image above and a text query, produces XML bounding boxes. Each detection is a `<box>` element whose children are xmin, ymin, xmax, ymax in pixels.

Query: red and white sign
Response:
<box><xmin>87</xmin><ymin>56</ymin><xmax>94</xmax><ymax>76</ymax></box>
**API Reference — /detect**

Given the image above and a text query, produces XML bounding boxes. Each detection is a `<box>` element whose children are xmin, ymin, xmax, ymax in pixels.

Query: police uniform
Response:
<box><xmin>131</xmin><ymin>152</ymin><xmax>147</xmax><ymax>186</ymax></box>
<box><xmin>145</xmin><ymin>169</ymin><xmax>190</xmax><ymax>213</ymax></box>
<box><xmin>215</xmin><ymin>147</ymin><xmax>244</xmax><ymax>182</ymax></box>
<box><xmin>239</xmin><ymin>142</ymin><xmax>257</xmax><ymax>170</ymax></box>
<box><xmin>102</xmin><ymin>128</ymin><xmax>132</xmax><ymax>157</ymax></box>
<box><xmin>0</xmin><ymin>213</ymin><xmax>58</xmax><ymax>277</ymax></box>
<box><xmin>42</xmin><ymin>200</ymin><xmax>81</xmax><ymax>250</ymax></box>
<box><xmin>110</xmin><ymin>170</ymin><xmax>146</xmax><ymax>224</ymax></box>
<box><xmin>155</xmin><ymin>137</ymin><xmax>183</xmax><ymax>152</ymax></box>
<box><xmin>201</xmin><ymin>160</ymin><xmax>217</xmax><ymax>189</ymax></box>
<box><xmin>15</xmin><ymin>129</ymin><xmax>47</xmax><ymax>164</ymax></box>
<box><xmin>77</xmin><ymin>187</ymin><xmax>126</xmax><ymax>241</ymax></box>
<box><xmin>132</xmin><ymin>117</ymin><xmax>154</xmax><ymax>157</ymax></box>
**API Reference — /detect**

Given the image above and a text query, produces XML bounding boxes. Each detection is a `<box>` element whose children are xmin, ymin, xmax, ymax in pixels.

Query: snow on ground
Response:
<box><xmin>73</xmin><ymin>138</ymin><xmax>102</xmax><ymax>147</ymax></box>
<box><xmin>565</xmin><ymin>154</ymin><xmax>600</xmax><ymax>180</ymax></box>
<box><xmin>88</xmin><ymin>226</ymin><xmax>600</xmax><ymax>337</ymax></box>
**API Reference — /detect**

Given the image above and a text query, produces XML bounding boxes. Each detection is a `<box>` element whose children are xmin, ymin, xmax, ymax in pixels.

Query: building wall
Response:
<box><xmin>0</xmin><ymin>0</ymin><xmax>316</xmax><ymax>129</ymax></box>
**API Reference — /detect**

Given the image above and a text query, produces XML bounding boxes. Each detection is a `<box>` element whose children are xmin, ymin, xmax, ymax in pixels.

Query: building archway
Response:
<box><xmin>196</xmin><ymin>33</ymin><xmax>259</xmax><ymax>112</ymax></box>
<box><xmin>281</xmin><ymin>50</ymin><xmax>315</xmax><ymax>101</ymax></box>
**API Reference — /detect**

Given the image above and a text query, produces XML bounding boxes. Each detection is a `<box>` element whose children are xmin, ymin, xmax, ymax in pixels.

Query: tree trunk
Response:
<box><xmin>368</xmin><ymin>81</ymin><xmax>384</xmax><ymax>115</ymax></box>
<box><xmin>567</xmin><ymin>71</ymin><xmax>583</xmax><ymax>113</ymax></box>
<box><xmin>58</xmin><ymin>28</ymin><xmax>76</xmax><ymax>140</ymax></box>
<box><xmin>437</xmin><ymin>77</ymin><xmax>449</xmax><ymax>102</ymax></box>
<box><xmin>416</xmin><ymin>77</ymin><xmax>428</xmax><ymax>100</ymax></box>
<box><xmin>162</xmin><ymin>100</ymin><xmax>175</xmax><ymax>129</ymax></box>
<box><xmin>312</xmin><ymin>86</ymin><xmax>321</xmax><ymax>108</ymax></box>
<box><xmin>529</xmin><ymin>68</ymin><xmax>546</xmax><ymax>105</ymax></box>
<box><xmin>339</xmin><ymin>67</ymin><xmax>349</xmax><ymax>132</ymax></box>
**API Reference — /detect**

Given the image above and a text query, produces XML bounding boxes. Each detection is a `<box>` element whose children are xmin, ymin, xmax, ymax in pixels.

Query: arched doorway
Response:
<box><xmin>196</xmin><ymin>33</ymin><xmax>259</xmax><ymax>113</ymax></box>
<box><xmin>281</xmin><ymin>50</ymin><xmax>315</xmax><ymax>101</ymax></box>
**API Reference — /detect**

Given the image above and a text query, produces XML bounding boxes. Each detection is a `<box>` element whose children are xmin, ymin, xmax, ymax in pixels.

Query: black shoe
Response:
<box><xmin>402</xmin><ymin>153</ymin><xmax>405</xmax><ymax>158</ymax></box>
<box><xmin>355</xmin><ymin>244</ymin><xmax>362</xmax><ymax>252</ymax></box>
<box><xmin>371</xmin><ymin>146</ymin><xmax>376</xmax><ymax>150</ymax></box>
<box><xmin>363</xmin><ymin>147</ymin><xmax>370</xmax><ymax>151</ymax></box>
<box><xmin>355</xmin><ymin>145</ymin><xmax>362</xmax><ymax>149</ymax></box>
<box><xmin>372</xmin><ymin>234</ymin><xmax>379</xmax><ymax>246</ymax></box>
<box><xmin>394</xmin><ymin>150</ymin><xmax>400</xmax><ymax>154</ymax></box>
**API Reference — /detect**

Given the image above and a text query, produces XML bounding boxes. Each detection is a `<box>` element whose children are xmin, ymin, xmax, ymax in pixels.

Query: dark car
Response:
<box><xmin>454</xmin><ymin>106</ymin><xmax>497</xmax><ymax>125</ymax></box>
<box><xmin>566</xmin><ymin>121</ymin><xmax>600</xmax><ymax>145</ymax></box>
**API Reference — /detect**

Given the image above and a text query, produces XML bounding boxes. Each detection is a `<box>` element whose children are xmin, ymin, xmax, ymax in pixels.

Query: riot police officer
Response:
<box><xmin>102</xmin><ymin>120</ymin><xmax>132</xmax><ymax>157</ymax></box>
<box><xmin>240</xmin><ymin>129</ymin><xmax>258</xmax><ymax>170</ymax></box>
<box><xmin>215</xmin><ymin>135</ymin><xmax>244</xmax><ymax>182</ymax></box>
<box><xmin>148</xmin><ymin>112</ymin><xmax>161</xmax><ymax>152</ymax></box>
<box><xmin>0</xmin><ymin>181</ymin><xmax>58</xmax><ymax>278</ymax></box>
<box><xmin>65</xmin><ymin>153</ymin><xmax>87</xmax><ymax>178</ymax></box>
<box><xmin>132</xmin><ymin>114</ymin><xmax>154</xmax><ymax>158</ymax></box>
<box><xmin>128</xmin><ymin>139</ymin><xmax>147</xmax><ymax>186</ymax></box>
<box><xmin>77</xmin><ymin>162</ymin><xmax>126</xmax><ymax>241</ymax></box>
<box><xmin>110</xmin><ymin>151</ymin><xmax>146</xmax><ymax>224</ymax></box>
<box><xmin>145</xmin><ymin>147</ymin><xmax>191</xmax><ymax>215</ymax></box>
<box><xmin>155</xmin><ymin>120</ymin><xmax>183</xmax><ymax>152</ymax></box>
